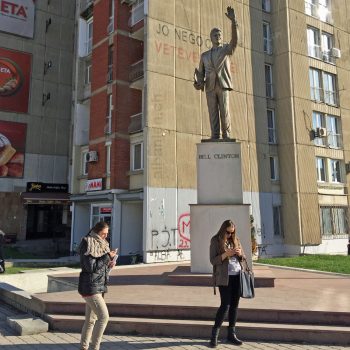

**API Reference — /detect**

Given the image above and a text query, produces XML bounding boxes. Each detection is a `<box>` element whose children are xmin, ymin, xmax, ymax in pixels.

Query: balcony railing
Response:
<box><xmin>129</xmin><ymin>60</ymin><xmax>144</xmax><ymax>82</ymax></box>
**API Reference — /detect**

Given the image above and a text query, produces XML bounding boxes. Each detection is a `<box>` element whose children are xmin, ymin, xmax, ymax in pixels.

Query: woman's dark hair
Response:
<box><xmin>88</xmin><ymin>221</ymin><xmax>109</xmax><ymax>235</ymax></box>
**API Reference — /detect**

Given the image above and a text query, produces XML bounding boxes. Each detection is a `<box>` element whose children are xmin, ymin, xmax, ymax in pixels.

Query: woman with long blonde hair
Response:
<box><xmin>209</xmin><ymin>219</ymin><xmax>245</xmax><ymax>347</ymax></box>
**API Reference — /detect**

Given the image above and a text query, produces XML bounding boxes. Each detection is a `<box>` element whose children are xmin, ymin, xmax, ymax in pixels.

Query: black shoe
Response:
<box><xmin>227</xmin><ymin>327</ymin><xmax>243</xmax><ymax>346</ymax></box>
<box><xmin>209</xmin><ymin>327</ymin><xmax>220</xmax><ymax>348</ymax></box>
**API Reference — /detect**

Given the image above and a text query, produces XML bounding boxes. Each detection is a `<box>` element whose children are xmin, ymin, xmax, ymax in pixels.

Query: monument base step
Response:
<box><xmin>45</xmin><ymin>314</ymin><xmax>350</xmax><ymax>345</ymax></box>
<box><xmin>165</xmin><ymin>265</ymin><xmax>275</xmax><ymax>287</ymax></box>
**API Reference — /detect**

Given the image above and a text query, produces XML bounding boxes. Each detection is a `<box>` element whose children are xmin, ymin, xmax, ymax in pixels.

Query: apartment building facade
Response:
<box><xmin>0</xmin><ymin>0</ymin><xmax>75</xmax><ymax>250</ymax></box>
<box><xmin>70</xmin><ymin>0</ymin><xmax>350</xmax><ymax>262</ymax></box>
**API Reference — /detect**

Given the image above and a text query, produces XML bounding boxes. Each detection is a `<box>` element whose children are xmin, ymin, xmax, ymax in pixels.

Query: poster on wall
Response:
<box><xmin>0</xmin><ymin>48</ymin><xmax>32</xmax><ymax>113</ymax></box>
<box><xmin>0</xmin><ymin>120</ymin><xmax>27</xmax><ymax>178</ymax></box>
<box><xmin>0</xmin><ymin>0</ymin><xmax>36</xmax><ymax>38</ymax></box>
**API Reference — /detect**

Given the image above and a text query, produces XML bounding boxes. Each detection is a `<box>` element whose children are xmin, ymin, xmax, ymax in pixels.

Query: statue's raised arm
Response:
<box><xmin>225</xmin><ymin>6</ymin><xmax>239</xmax><ymax>54</ymax></box>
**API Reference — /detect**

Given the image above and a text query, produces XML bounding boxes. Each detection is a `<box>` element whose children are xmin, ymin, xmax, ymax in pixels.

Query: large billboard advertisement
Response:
<box><xmin>0</xmin><ymin>120</ymin><xmax>26</xmax><ymax>178</ymax></box>
<box><xmin>0</xmin><ymin>0</ymin><xmax>36</xmax><ymax>38</ymax></box>
<box><xmin>0</xmin><ymin>48</ymin><xmax>32</xmax><ymax>113</ymax></box>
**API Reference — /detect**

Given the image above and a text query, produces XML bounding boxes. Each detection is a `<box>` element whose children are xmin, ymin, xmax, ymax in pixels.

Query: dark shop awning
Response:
<box><xmin>21</xmin><ymin>192</ymin><xmax>71</xmax><ymax>205</ymax></box>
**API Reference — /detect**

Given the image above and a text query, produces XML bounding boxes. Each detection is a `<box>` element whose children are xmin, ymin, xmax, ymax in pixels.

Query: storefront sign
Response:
<box><xmin>85</xmin><ymin>178</ymin><xmax>103</xmax><ymax>192</ymax></box>
<box><xmin>26</xmin><ymin>182</ymin><xmax>69</xmax><ymax>193</ymax></box>
<box><xmin>0</xmin><ymin>0</ymin><xmax>36</xmax><ymax>38</ymax></box>
<box><xmin>0</xmin><ymin>48</ymin><xmax>32</xmax><ymax>113</ymax></box>
<box><xmin>100</xmin><ymin>207</ymin><xmax>112</xmax><ymax>214</ymax></box>
<box><xmin>0</xmin><ymin>120</ymin><xmax>26</xmax><ymax>178</ymax></box>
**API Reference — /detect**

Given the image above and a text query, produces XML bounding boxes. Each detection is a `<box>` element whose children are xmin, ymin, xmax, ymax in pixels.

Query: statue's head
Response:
<box><xmin>210</xmin><ymin>27</ymin><xmax>222</xmax><ymax>46</ymax></box>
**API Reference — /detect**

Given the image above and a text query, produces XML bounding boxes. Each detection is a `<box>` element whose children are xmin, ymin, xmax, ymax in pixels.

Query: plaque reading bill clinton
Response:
<box><xmin>194</xmin><ymin>6</ymin><xmax>239</xmax><ymax>141</ymax></box>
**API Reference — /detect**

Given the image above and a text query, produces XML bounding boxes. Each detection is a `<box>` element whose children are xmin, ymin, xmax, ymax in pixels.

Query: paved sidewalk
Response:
<box><xmin>0</xmin><ymin>304</ymin><xmax>347</xmax><ymax>350</ymax></box>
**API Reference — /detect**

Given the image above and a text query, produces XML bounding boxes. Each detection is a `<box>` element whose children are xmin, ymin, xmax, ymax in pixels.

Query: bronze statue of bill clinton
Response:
<box><xmin>194</xmin><ymin>6</ymin><xmax>239</xmax><ymax>141</ymax></box>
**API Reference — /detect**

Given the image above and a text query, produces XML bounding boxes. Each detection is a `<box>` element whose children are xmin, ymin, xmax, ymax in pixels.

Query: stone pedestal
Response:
<box><xmin>190</xmin><ymin>142</ymin><xmax>251</xmax><ymax>274</ymax></box>
<box><xmin>197</xmin><ymin>142</ymin><xmax>243</xmax><ymax>204</ymax></box>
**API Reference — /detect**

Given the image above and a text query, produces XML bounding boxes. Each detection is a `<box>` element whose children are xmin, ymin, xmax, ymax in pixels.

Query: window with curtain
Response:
<box><xmin>309</xmin><ymin>68</ymin><xmax>322</xmax><ymax>101</ymax></box>
<box><xmin>316</xmin><ymin>157</ymin><xmax>326</xmax><ymax>182</ymax></box>
<box><xmin>307</xmin><ymin>26</ymin><xmax>321</xmax><ymax>58</ymax></box>
<box><xmin>323</xmin><ymin>72</ymin><xmax>337</xmax><ymax>105</ymax></box>
<box><xmin>320</xmin><ymin>206</ymin><xmax>348</xmax><ymax>236</ymax></box>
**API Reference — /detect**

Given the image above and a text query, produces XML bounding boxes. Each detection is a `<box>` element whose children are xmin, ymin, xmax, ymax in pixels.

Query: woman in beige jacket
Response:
<box><xmin>209</xmin><ymin>219</ymin><xmax>244</xmax><ymax>347</ymax></box>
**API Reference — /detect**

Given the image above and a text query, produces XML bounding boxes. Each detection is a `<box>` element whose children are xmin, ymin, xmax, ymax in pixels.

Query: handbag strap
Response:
<box><xmin>240</xmin><ymin>256</ymin><xmax>252</xmax><ymax>273</ymax></box>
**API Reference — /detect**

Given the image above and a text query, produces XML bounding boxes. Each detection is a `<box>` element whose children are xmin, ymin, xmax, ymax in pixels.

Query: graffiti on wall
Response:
<box><xmin>150</xmin><ymin>212</ymin><xmax>190</xmax><ymax>250</ymax></box>
<box><xmin>148</xmin><ymin>249</ymin><xmax>186</xmax><ymax>262</ymax></box>
<box><xmin>153</xmin><ymin>22</ymin><xmax>237</xmax><ymax>73</ymax></box>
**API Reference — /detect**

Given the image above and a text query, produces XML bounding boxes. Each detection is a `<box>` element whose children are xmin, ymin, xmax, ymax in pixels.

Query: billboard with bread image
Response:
<box><xmin>0</xmin><ymin>120</ymin><xmax>26</xmax><ymax>178</ymax></box>
<box><xmin>0</xmin><ymin>48</ymin><xmax>32</xmax><ymax>113</ymax></box>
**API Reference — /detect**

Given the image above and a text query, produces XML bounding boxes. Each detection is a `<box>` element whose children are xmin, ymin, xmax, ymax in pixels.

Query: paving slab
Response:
<box><xmin>6</xmin><ymin>316</ymin><xmax>48</xmax><ymax>336</ymax></box>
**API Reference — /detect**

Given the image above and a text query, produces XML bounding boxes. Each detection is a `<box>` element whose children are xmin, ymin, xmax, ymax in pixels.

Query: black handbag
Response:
<box><xmin>239</xmin><ymin>258</ymin><xmax>255</xmax><ymax>298</ymax></box>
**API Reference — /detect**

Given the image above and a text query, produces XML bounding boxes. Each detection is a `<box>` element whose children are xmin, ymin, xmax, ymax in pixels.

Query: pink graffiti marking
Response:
<box><xmin>177</xmin><ymin>212</ymin><xmax>190</xmax><ymax>249</ymax></box>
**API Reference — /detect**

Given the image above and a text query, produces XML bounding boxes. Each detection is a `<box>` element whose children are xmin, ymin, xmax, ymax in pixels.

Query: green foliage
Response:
<box><xmin>3</xmin><ymin>246</ymin><xmax>39</xmax><ymax>259</ymax></box>
<box><xmin>257</xmin><ymin>254</ymin><xmax>350</xmax><ymax>274</ymax></box>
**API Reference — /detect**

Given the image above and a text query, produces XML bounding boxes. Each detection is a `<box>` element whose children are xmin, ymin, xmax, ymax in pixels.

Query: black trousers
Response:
<box><xmin>214</xmin><ymin>274</ymin><xmax>241</xmax><ymax>328</ymax></box>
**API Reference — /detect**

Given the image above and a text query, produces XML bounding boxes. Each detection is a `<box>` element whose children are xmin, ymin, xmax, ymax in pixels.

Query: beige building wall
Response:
<box><xmin>145</xmin><ymin>0</ymin><xmax>350</xmax><ymax>256</ymax></box>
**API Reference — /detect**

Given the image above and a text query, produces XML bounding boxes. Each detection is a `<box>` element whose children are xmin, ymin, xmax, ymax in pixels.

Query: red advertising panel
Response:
<box><xmin>0</xmin><ymin>48</ymin><xmax>32</xmax><ymax>113</ymax></box>
<box><xmin>0</xmin><ymin>120</ymin><xmax>27</xmax><ymax>178</ymax></box>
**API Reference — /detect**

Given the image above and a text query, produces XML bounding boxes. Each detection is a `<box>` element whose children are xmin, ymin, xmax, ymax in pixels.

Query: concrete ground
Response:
<box><xmin>35</xmin><ymin>262</ymin><xmax>350</xmax><ymax>313</ymax></box>
<box><xmin>0</xmin><ymin>303</ymin><xmax>348</xmax><ymax>350</ymax></box>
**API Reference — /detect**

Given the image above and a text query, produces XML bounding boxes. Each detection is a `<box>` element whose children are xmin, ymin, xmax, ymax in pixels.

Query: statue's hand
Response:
<box><xmin>225</xmin><ymin>6</ymin><xmax>237</xmax><ymax>23</ymax></box>
<box><xmin>193</xmin><ymin>81</ymin><xmax>204</xmax><ymax>91</ymax></box>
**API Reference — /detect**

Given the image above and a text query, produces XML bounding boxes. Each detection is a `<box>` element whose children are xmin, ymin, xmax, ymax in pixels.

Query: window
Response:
<box><xmin>273</xmin><ymin>206</ymin><xmax>282</xmax><ymax>236</ymax></box>
<box><xmin>130</xmin><ymin>0</ymin><xmax>144</xmax><ymax>26</ymax></box>
<box><xmin>323</xmin><ymin>72</ymin><xmax>337</xmax><ymax>105</ymax></box>
<box><xmin>307</xmin><ymin>27</ymin><xmax>321</xmax><ymax>59</ymax></box>
<box><xmin>131</xmin><ymin>142</ymin><xmax>143</xmax><ymax>171</ymax></box>
<box><xmin>309</xmin><ymin>68</ymin><xmax>322</xmax><ymax>101</ymax></box>
<box><xmin>267</xmin><ymin>109</ymin><xmax>277</xmax><ymax>144</ymax></box>
<box><xmin>263</xmin><ymin>22</ymin><xmax>272</xmax><ymax>54</ymax></box>
<box><xmin>318</xmin><ymin>0</ymin><xmax>331</xmax><ymax>22</ymax></box>
<box><xmin>86</xmin><ymin>18</ymin><xmax>93</xmax><ymax>55</ymax></box>
<box><xmin>312</xmin><ymin>111</ymin><xmax>326</xmax><ymax>146</ymax></box>
<box><xmin>262</xmin><ymin>0</ymin><xmax>271</xmax><ymax>12</ymax></box>
<box><xmin>305</xmin><ymin>0</ymin><xmax>331</xmax><ymax>23</ymax></box>
<box><xmin>82</xmin><ymin>150</ymin><xmax>88</xmax><ymax>176</ymax></box>
<box><xmin>265</xmin><ymin>64</ymin><xmax>273</xmax><ymax>98</ymax></box>
<box><xmin>329</xmin><ymin>159</ymin><xmax>341</xmax><ymax>183</ymax></box>
<box><xmin>107</xmin><ymin>0</ymin><xmax>114</xmax><ymax>34</ymax></box>
<box><xmin>320</xmin><ymin>206</ymin><xmax>348</xmax><ymax>236</ymax></box>
<box><xmin>106</xmin><ymin>143</ymin><xmax>111</xmax><ymax>175</ymax></box>
<box><xmin>105</xmin><ymin>94</ymin><xmax>113</xmax><ymax>134</ymax></box>
<box><xmin>305</xmin><ymin>0</ymin><xmax>318</xmax><ymax>17</ymax></box>
<box><xmin>85</xmin><ymin>64</ymin><xmax>91</xmax><ymax>85</ymax></box>
<box><xmin>327</xmin><ymin>115</ymin><xmax>342</xmax><ymax>148</ymax></box>
<box><xmin>107</xmin><ymin>46</ymin><xmax>113</xmax><ymax>82</ymax></box>
<box><xmin>316</xmin><ymin>157</ymin><xmax>326</xmax><ymax>182</ymax></box>
<box><xmin>321</xmin><ymin>32</ymin><xmax>334</xmax><ymax>63</ymax></box>
<box><xmin>269</xmin><ymin>156</ymin><xmax>279</xmax><ymax>180</ymax></box>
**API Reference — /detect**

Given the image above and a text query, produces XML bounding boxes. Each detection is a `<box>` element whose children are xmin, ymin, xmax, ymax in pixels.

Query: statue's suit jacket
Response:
<box><xmin>198</xmin><ymin>44</ymin><xmax>233</xmax><ymax>92</ymax></box>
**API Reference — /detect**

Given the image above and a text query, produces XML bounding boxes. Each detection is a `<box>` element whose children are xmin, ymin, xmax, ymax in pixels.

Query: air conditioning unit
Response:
<box><xmin>331</xmin><ymin>48</ymin><xmax>341</xmax><ymax>59</ymax></box>
<box><xmin>316</xmin><ymin>127</ymin><xmax>327</xmax><ymax>138</ymax></box>
<box><xmin>86</xmin><ymin>151</ymin><xmax>98</xmax><ymax>162</ymax></box>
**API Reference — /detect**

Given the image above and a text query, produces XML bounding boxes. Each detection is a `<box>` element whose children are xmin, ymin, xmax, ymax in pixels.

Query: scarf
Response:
<box><xmin>83</xmin><ymin>232</ymin><xmax>110</xmax><ymax>258</ymax></box>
